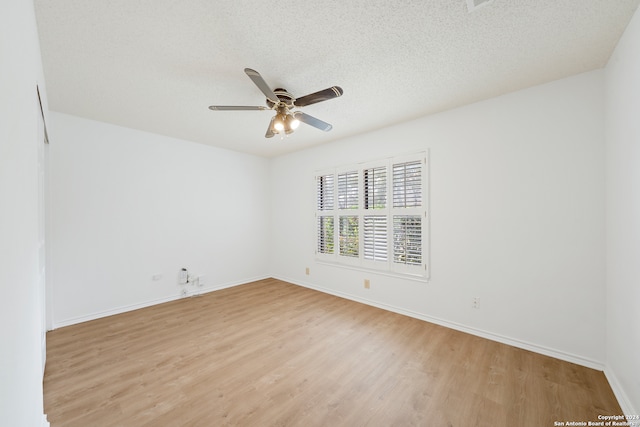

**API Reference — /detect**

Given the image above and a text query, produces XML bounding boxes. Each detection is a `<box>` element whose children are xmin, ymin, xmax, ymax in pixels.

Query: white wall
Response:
<box><xmin>1</xmin><ymin>2</ymin><xmax>633</xmax><ymax>423</ymax></box>
<box><xmin>270</xmin><ymin>70</ymin><xmax>606</xmax><ymax>368</ymax></box>
<box><xmin>604</xmin><ymin>5</ymin><xmax>640</xmax><ymax>416</ymax></box>
<box><xmin>49</xmin><ymin>113</ymin><xmax>270</xmax><ymax>327</ymax></box>
<box><xmin>0</xmin><ymin>1</ymin><xmax>49</xmax><ymax>426</ymax></box>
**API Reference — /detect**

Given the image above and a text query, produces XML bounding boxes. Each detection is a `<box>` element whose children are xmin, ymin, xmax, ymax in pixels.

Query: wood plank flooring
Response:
<box><xmin>44</xmin><ymin>278</ymin><xmax>622</xmax><ymax>426</ymax></box>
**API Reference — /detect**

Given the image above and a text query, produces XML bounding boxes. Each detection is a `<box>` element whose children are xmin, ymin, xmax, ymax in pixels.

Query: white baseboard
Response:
<box><xmin>605</xmin><ymin>365</ymin><xmax>638</xmax><ymax>416</ymax></box>
<box><xmin>274</xmin><ymin>275</ymin><xmax>605</xmax><ymax>371</ymax></box>
<box><xmin>51</xmin><ymin>275</ymin><xmax>269</xmax><ymax>329</ymax></box>
<box><xmin>42</xmin><ymin>414</ymin><xmax>50</xmax><ymax>427</ymax></box>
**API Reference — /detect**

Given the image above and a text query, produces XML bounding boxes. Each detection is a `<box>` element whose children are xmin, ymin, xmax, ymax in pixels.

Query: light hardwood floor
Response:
<box><xmin>44</xmin><ymin>278</ymin><xmax>621</xmax><ymax>426</ymax></box>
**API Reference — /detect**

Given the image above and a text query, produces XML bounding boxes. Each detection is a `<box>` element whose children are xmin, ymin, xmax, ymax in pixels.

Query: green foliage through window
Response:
<box><xmin>315</xmin><ymin>153</ymin><xmax>428</xmax><ymax>277</ymax></box>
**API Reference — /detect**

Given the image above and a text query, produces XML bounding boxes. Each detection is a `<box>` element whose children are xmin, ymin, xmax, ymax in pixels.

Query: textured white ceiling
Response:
<box><xmin>34</xmin><ymin>0</ymin><xmax>639</xmax><ymax>158</ymax></box>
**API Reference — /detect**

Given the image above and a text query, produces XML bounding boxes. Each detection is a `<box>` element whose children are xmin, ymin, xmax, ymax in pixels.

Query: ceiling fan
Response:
<box><xmin>209</xmin><ymin>68</ymin><xmax>343</xmax><ymax>138</ymax></box>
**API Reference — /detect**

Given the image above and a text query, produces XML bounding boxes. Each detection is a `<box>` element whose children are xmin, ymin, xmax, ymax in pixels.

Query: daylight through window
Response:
<box><xmin>315</xmin><ymin>153</ymin><xmax>428</xmax><ymax>278</ymax></box>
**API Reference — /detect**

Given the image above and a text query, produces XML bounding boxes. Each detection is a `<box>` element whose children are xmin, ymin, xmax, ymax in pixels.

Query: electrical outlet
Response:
<box><xmin>305</xmin><ymin>267</ymin><xmax>310</xmax><ymax>275</ymax></box>
<box><xmin>152</xmin><ymin>274</ymin><xmax>162</xmax><ymax>281</ymax></box>
<box><xmin>472</xmin><ymin>297</ymin><xmax>480</xmax><ymax>309</ymax></box>
<box><xmin>364</xmin><ymin>279</ymin><xmax>370</xmax><ymax>289</ymax></box>
<box><xmin>198</xmin><ymin>275</ymin><xmax>205</xmax><ymax>286</ymax></box>
<box><xmin>179</xmin><ymin>268</ymin><xmax>188</xmax><ymax>285</ymax></box>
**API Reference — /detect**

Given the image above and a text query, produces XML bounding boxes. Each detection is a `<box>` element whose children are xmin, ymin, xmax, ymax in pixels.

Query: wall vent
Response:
<box><xmin>466</xmin><ymin>0</ymin><xmax>495</xmax><ymax>13</ymax></box>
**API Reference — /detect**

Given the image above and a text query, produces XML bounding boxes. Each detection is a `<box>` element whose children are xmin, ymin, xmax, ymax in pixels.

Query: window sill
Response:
<box><xmin>315</xmin><ymin>259</ymin><xmax>430</xmax><ymax>283</ymax></box>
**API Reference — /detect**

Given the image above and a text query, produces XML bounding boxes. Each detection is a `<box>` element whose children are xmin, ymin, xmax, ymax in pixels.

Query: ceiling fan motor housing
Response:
<box><xmin>266</xmin><ymin>88</ymin><xmax>295</xmax><ymax>108</ymax></box>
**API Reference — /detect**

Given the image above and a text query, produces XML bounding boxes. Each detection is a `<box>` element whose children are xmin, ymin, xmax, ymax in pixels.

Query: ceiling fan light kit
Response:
<box><xmin>209</xmin><ymin>68</ymin><xmax>343</xmax><ymax>139</ymax></box>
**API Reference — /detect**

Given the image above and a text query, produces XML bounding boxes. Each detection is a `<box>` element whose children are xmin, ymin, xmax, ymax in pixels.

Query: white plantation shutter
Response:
<box><xmin>315</xmin><ymin>152</ymin><xmax>428</xmax><ymax>278</ymax></box>
<box><xmin>393</xmin><ymin>215</ymin><xmax>422</xmax><ymax>265</ymax></box>
<box><xmin>391</xmin><ymin>159</ymin><xmax>425</xmax><ymax>274</ymax></box>
<box><xmin>317</xmin><ymin>216</ymin><xmax>334</xmax><ymax>254</ymax></box>
<box><xmin>393</xmin><ymin>161</ymin><xmax>422</xmax><ymax>208</ymax></box>
<box><xmin>337</xmin><ymin>171</ymin><xmax>358</xmax><ymax>209</ymax></box>
<box><xmin>317</xmin><ymin>174</ymin><xmax>334</xmax><ymax>211</ymax></box>
<box><xmin>339</xmin><ymin>216</ymin><xmax>359</xmax><ymax>257</ymax></box>
<box><xmin>363</xmin><ymin>166</ymin><xmax>388</xmax><ymax>263</ymax></box>
<box><xmin>363</xmin><ymin>215</ymin><xmax>387</xmax><ymax>261</ymax></box>
<box><xmin>363</xmin><ymin>166</ymin><xmax>386</xmax><ymax>210</ymax></box>
<box><xmin>316</xmin><ymin>172</ymin><xmax>336</xmax><ymax>258</ymax></box>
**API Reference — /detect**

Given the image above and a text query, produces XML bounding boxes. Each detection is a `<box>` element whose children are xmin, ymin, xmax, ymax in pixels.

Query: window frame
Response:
<box><xmin>314</xmin><ymin>152</ymin><xmax>429</xmax><ymax>280</ymax></box>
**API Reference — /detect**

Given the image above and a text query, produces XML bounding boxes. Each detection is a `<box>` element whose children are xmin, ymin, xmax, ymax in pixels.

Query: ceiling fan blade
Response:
<box><xmin>294</xmin><ymin>86</ymin><xmax>343</xmax><ymax>107</ymax></box>
<box><xmin>244</xmin><ymin>68</ymin><xmax>280</xmax><ymax>104</ymax></box>
<box><xmin>265</xmin><ymin>117</ymin><xmax>276</xmax><ymax>138</ymax></box>
<box><xmin>208</xmin><ymin>105</ymin><xmax>268</xmax><ymax>111</ymax></box>
<box><xmin>295</xmin><ymin>112</ymin><xmax>333</xmax><ymax>132</ymax></box>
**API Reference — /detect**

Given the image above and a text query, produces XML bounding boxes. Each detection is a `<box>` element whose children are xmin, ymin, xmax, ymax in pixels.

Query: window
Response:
<box><xmin>363</xmin><ymin>215</ymin><xmax>387</xmax><ymax>261</ymax></box>
<box><xmin>337</xmin><ymin>170</ymin><xmax>358</xmax><ymax>209</ymax></box>
<box><xmin>316</xmin><ymin>174</ymin><xmax>335</xmax><ymax>255</ymax></box>
<box><xmin>339</xmin><ymin>216</ymin><xmax>359</xmax><ymax>257</ymax></box>
<box><xmin>316</xmin><ymin>174</ymin><xmax>334</xmax><ymax>211</ymax></box>
<box><xmin>364</xmin><ymin>166</ymin><xmax>386</xmax><ymax>209</ymax></box>
<box><xmin>315</xmin><ymin>153</ymin><xmax>428</xmax><ymax>279</ymax></box>
<box><xmin>393</xmin><ymin>161</ymin><xmax>422</xmax><ymax>208</ymax></box>
<box><xmin>393</xmin><ymin>215</ymin><xmax>422</xmax><ymax>265</ymax></box>
<box><xmin>317</xmin><ymin>216</ymin><xmax>334</xmax><ymax>254</ymax></box>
